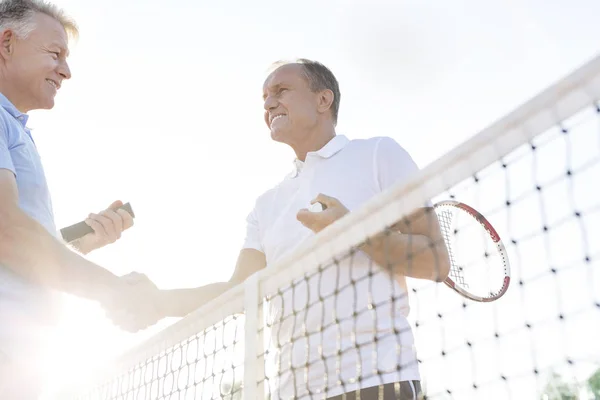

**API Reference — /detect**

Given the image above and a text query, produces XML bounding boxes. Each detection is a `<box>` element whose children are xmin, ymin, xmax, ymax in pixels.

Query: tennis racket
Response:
<box><xmin>434</xmin><ymin>200</ymin><xmax>510</xmax><ymax>302</ymax></box>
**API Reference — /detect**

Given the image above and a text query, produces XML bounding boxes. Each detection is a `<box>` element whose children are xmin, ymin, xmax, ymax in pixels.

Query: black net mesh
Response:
<box><xmin>80</xmin><ymin>315</ymin><xmax>244</xmax><ymax>400</ymax></box>
<box><xmin>62</xmin><ymin>70</ymin><xmax>600</xmax><ymax>400</ymax></box>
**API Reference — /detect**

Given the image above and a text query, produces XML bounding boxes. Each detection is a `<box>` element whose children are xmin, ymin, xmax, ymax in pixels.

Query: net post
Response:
<box><xmin>244</xmin><ymin>272</ymin><xmax>264</xmax><ymax>399</ymax></box>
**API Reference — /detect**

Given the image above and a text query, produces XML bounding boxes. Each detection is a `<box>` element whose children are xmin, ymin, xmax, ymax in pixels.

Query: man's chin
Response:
<box><xmin>270</xmin><ymin>128</ymin><xmax>286</xmax><ymax>143</ymax></box>
<box><xmin>271</xmin><ymin>129</ymin><xmax>301</xmax><ymax>149</ymax></box>
<box><xmin>39</xmin><ymin>98</ymin><xmax>56</xmax><ymax>110</ymax></box>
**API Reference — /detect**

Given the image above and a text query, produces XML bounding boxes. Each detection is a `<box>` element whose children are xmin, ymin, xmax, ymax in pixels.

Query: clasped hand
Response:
<box><xmin>101</xmin><ymin>272</ymin><xmax>164</xmax><ymax>333</ymax></box>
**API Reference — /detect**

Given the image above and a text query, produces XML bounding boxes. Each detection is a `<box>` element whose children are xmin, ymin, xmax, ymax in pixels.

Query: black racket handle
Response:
<box><xmin>60</xmin><ymin>202</ymin><xmax>135</xmax><ymax>243</ymax></box>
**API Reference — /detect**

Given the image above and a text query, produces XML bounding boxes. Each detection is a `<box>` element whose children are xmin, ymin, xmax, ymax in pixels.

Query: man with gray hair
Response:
<box><xmin>0</xmin><ymin>0</ymin><xmax>159</xmax><ymax>397</ymax></box>
<box><xmin>120</xmin><ymin>59</ymin><xmax>450</xmax><ymax>399</ymax></box>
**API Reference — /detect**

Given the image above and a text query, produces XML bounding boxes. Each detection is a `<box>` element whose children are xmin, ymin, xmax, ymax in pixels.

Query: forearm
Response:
<box><xmin>360</xmin><ymin>231</ymin><xmax>450</xmax><ymax>282</ymax></box>
<box><xmin>0</xmin><ymin>208</ymin><xmax>120</xmax><ymax>301</ymax></box>
<box><xmin>67</xmin><ymin>238</ymin><xmax>90</xmax><ymax>255</ymax></box>
<box><xmin>159</xmin><ymin>282</ymin><xmax>236</xmax><ymax>318</ymax></box>
<box><xmin>158</xmin><ymin>249</ymin><xmax>267</xmax><ymax>319</ymax></box>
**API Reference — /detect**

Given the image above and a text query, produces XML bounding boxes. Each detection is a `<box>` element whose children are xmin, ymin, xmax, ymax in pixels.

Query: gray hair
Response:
<box><xmin>270</xmin><ymin>58</ymin><xmax>342</xmax><ymax>126</ymax></box>
<box><xmin>0</xmin><ymin>0</ymin><xmax>78</xmax><ymax>41</ymax></box>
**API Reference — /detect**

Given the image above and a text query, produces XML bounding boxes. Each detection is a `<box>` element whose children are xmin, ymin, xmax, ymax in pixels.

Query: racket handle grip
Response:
<box><xmin>60</xmin><ymin>202</ymin><xmax>135</xmax><ymax>243</ymax></box>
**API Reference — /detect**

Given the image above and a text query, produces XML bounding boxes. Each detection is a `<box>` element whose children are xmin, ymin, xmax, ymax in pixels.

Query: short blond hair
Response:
<box><xmin>0</xmin><ymin>0</ymin><xmax>78</xmax><ymax>41</ymax></box>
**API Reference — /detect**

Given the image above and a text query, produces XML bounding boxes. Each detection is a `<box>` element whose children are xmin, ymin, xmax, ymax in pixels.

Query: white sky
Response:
<box><xmin>26</xmin><ymin>0</ymin><xmax>600</xmax><ymax>398</ymax></box>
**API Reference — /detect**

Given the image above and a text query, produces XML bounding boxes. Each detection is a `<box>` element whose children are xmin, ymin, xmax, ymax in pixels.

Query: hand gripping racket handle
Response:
<box><xmin>60</xmin><ymin>202</ymin><xmax>135</xmax><ymax>243</ymax></box>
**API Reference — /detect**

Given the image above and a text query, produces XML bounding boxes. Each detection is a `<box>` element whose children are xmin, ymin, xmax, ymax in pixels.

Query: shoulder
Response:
<box><xmin>331</xmin><ymin>136</ymin><xmax>385</xmax><ymax>159</ymax></box>
<box><xmin>0</xmin><ymin>111</ymin><xmax>15</xmax><ymax>148</ymax></box>
<box><xmin>343</xmin><ymin>136</ymin><xmax>414</xmax><ymax>161</ymax></box>
<box><xmin>0</xmin><ymin>109</ymin><xmax>22</xmax><ymax>148</ymax></box>
<box><xmin>343</xmin><ymin>135</ymin><xmax>407</xmax><ymax>151</ymax></box>
<box><xmin>344</xmin><ymin>136</ymin><xmax>382</xmax><ymax>150</ymax></box>
<box><xmin>371</xmin><ymin>136</ymin><xmax>415</xmax><ymax>162</ymax></box>
<box><xmin>0</xmin><ymin>108</ymin><xmax>12</xmax><ymax>135</ymax></box>
<box><xmin>371</xmin><ymin>135</ymin><xmax>409</xmax><ymax>152</ymax></box>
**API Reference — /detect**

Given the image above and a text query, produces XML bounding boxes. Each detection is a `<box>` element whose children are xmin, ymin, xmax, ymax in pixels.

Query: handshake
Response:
<box><xmin>100</xmin><ymin>272</ymin><xmax>166</xmax><ymax>333</ymax></box>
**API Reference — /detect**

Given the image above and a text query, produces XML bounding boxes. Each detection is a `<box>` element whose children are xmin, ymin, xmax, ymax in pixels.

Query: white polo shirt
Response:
<box><xmin>243</xmin><ymin>135</ymin><xmax>422</xmax><ymax>399</ymax></box>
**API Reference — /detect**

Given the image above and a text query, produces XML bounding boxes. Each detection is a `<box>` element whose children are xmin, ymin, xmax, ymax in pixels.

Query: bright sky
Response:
<box><xmin>26</xmin><ymin>0</ymin><xmax>600</xmax><ymax>398</ymax></box>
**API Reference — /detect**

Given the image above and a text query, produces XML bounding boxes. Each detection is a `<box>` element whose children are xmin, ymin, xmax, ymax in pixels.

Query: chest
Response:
<box><xmin>258</xmin><ymin>157</ymin><xmax>380</xmax><ymax>265</ymax></box>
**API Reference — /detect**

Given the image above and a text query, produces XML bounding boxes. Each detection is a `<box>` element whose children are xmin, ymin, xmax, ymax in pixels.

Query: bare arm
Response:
<box><xmin>0</xmin><ymin>169</ymin><xmax>122</xmax><ymax>302</ymax></box>
<box><xmin>158</xmin><ymin>248</ymin><xmax>267</xmax><ymax>318</ymax></box>
<box><xmin>297</xmin><ymin>194</ymin><xmax>450</xmax><ymax>283</ymax></box>
<box><xmin>360</xmin><ymin>207</ymin><xmax>451</xmax><ymax>282</ymax></box>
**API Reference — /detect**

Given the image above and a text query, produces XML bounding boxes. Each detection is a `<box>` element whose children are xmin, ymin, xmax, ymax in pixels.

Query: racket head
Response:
<box><xmin>434</xmin><ymin>200</ymin><xmax>511</xmax><ymax>302</ymax></box>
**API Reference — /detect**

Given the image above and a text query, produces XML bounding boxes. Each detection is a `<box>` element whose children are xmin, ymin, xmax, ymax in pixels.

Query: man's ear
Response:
<box><xmin>0</xmin><ymin>29</ymin><xmax>17</xmax><ymax>60</ymax></box>
<box><xmin>317</xmin><ymin>89</ymin><xmax>334</xmax><ymax>115</ymax></box>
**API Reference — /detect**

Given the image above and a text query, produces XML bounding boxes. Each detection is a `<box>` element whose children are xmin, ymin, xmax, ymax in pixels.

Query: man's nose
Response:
<box><xmin>58</xmin><ymin>60</ymin><xmax>72</xmax><ymax>80</ymax></box>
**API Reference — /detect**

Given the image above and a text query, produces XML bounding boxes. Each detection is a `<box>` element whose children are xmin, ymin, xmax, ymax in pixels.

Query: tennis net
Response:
<box><xmin>60</xmin><ymin>53</ymin><xmax>600</xmax><ymax>399</ymax></box>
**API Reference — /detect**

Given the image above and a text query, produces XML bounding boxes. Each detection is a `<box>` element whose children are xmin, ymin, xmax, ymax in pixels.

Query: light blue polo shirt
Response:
<box><xmin>0</xmin><ymin>92</ymin><xmax>62</xmax><ymax>360</ymax></box>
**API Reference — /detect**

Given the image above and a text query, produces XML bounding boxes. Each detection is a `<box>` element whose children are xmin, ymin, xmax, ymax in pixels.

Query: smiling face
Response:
<box><xmin>0</xmin><ymin>12</ymin><xmax>72</xmax><ymax>112</ymax></box>
<box><xmin>262</xmin><ymin>63</ymin><xmax>322</xmax><ymax>145</ymax></box>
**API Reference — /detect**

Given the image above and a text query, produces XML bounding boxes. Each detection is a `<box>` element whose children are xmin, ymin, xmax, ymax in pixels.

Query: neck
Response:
<box><xmin>0</xmin><ymin>78</ymin><xmax>28</xmax><ymax>113</ymax></box>
<box><xmin>292</xmin><ymin>123</ymin><xmax>336</xmax><ymax>161</ymax></box>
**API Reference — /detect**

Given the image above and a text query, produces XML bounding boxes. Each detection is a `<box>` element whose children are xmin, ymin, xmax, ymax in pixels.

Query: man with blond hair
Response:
<box><xmin>0</xmin><ymin>1</ymin><xmax>156</xmax><ymax>397</ymax></box>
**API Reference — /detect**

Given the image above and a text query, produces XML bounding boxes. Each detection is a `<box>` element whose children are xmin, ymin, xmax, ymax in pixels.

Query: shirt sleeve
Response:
<box><xmin>242</xmin><ymin>205</ymin><xmax>263</xmax><ymax>252</ymax></box>
<box><xmin>0</xmin><ymin>123</ymin><xmax>16</xmax><ymax>175</ymax></box>
<box><xmin>374</xmin><ymin>136</ymin><xmax>420</xmax><ymax>192</ymax></box>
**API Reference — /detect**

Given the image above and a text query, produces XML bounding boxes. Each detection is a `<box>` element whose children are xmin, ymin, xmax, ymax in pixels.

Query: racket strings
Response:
<box><xmin>437</xmin><ymin>208</ymin><xmax>468</xmax><ymax>287</ymax></box>
<box><xmin>437</xmin><ymin>204</ymin><xmax>509</xmax><ymax>300</ymax></box>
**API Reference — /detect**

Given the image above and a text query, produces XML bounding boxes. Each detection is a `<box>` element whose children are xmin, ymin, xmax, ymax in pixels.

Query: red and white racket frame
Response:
<box><xmin>434</xmin><ymin>200</ymin><xmax>511</xmax><ymax>303</ymax></box>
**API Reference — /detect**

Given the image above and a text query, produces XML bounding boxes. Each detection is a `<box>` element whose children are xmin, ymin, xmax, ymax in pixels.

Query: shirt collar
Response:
<box><xmin>288</xmin><ymin>135</ymin><xmax>349</xmax><ymax>178</ymax></box>
<box><xmin>0</xmin><ymin>92</ymin><xmax>29</xmax><ymax>127</ymax></box>
<box><xmin>312</xmin><ymin>134</ymin><xmax>349</xmax><ymax>159</ymax></box>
